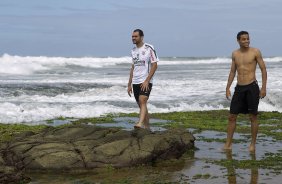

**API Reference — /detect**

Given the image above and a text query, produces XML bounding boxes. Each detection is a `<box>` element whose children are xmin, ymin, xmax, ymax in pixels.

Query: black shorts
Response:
<box><xmin>133</xmin><ymin>83</ymin><xmax>153</xmax><ymax>103</ymax></box>
<box><xmin>230</xmin><ymin>81</ymin><xmax>260</xmax><ymax>115</ymax></box>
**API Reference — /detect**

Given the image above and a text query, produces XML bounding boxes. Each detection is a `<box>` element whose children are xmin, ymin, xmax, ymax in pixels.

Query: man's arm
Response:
<box><xmin>256</xmin><ymin>49</ymin><xmax>267</xmax><ymax>98</ymax></box>
<box><xmin>127</xmin><ymin>64</ymin><xmax>134</xmax><ymax>97</ymax></box>
<box><xmin>140</xmin><ymin>62</ymin><xmax>158</xmax><ymax>91</ymax></box>
<box><xmin>226</xmin><ymin>53</ymin><xmax>237</xmax><ymax>99</ymax></box>
<box><xmin>146</xmin><ymin>62</ymin><xmax>158</xmax><ymax>81</ymax></box>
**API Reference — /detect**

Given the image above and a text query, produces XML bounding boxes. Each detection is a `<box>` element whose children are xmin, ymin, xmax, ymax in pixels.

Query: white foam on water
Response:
<box><xmin>0</xmin><ymin>102</ymin><xmax>135</xmax><ymax>124</ymax></box>
<box><xmin>0</xmin><ymin>54</ymin><xmax>281</xmax><ymax>123</ymax></box>
<box><xmin>264</xmin><ymin>57</ymin><xmax>282</xmax><ymax>63</ymax></box>
<box><xmin>0</xmin><ymin>101</ymin><xmax>228</xmax><ymax>124</ymax></box>
<box><xmin>0</xmin><ymin>54</ymin><xmax>132</xmax><ymax>75</ymax></box>
<box><xmin>160</xmin><ymin>57</ymin><xmax>231</xmax><ymax>65</ymax></box>
<box><xmin>158</xmin><ymin>57</ymin><xmax>280</xmax><ymax>65</ymax></box>
<box><xmin>0</xmin><ymin>78</ymin><xmax>281</xmax><ymax>124</ymax></box>
<box><xmin>0</xmin><ymin>56</ymin><xmax>48</xmax><ymax>75</ymax></box>
<box><xmin>0</xmin><ymin>78</ymin><xmax>227</xmax><ymax>104</ymax></box>
<box><xmin>259</xmin><ymin>89</ymin><xmax>282</xmax><ymax>112</ymax></box>
<box><xmin>0</xmin><ymin>86</ymin><xmax>130</xmax><ymax>103</ymax></box>
<box><xmin>0</xmin><ymin>78</ymin><xmax>128</xmax><ymax>85</ymax></box>
<box><xmin>0</xmin><ymin>90</ymin><xmax>280</xmax><ymax>124</ymax></box>
<box><xmin>1</xmin><ymin>54</ymin><xmax>280</xmax><ymax>75</ymax></box>
<box><xmin>1</xmin><ymin>80</ymin><xmax>280</xmax><ymax>124</ymax></box>
<box><xmin>148</xmin><ymin>102</ymin><xmax>227</xmax><ymax>113</ymax></box>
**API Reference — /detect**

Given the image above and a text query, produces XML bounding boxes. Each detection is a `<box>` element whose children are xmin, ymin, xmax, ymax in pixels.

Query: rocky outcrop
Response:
<box><xmin>0</xmin><ymin>125</ymin><xmax>194</xmax><ymax>172</ymax></box>
<box><xmin>0</xmin><ymin>156</ymin><xmax>30</xmax><ymax>184</ymax></box>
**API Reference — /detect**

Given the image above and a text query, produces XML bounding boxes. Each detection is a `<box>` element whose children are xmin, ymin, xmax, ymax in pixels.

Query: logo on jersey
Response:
<box><xmin>133</xmin><ymin>53</ymin><xmax>145</xmax><ymax>66</ymax></box>
<box><xmin>132</xmin><ymin>53</ymin><xmax>139</xmax><ymax>62</ymax></box>
<box><xmin>133</xmin><ymin>59</ymin><xmax>145</xmax><ymax>66</ymax></box>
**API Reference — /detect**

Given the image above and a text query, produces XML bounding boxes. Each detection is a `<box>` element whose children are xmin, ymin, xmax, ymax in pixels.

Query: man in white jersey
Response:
<box><xmin>127</xmin><ymin>29</ymin><xmax>158</xmax><ymax>129</ymax></box>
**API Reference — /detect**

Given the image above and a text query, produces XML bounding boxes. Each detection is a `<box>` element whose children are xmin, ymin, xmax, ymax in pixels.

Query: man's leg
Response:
<box><xmin>135</xmin><ymin>95</ymin><xmax>148</xmax><ymax>127</ymax></box>
<box><xmin>223</xmin><ymin>114</ymin><xmax>237</xmax><ymax>150</ymax></box>
<box><xmin>249</xmin><ymin>114</ymin><xmax>258</xmax><ymax>152</ymax></box>
<box><xmin>144</xmin><ymin>109</ymin><xmax>150</xmax><ymax>129</ymax></box>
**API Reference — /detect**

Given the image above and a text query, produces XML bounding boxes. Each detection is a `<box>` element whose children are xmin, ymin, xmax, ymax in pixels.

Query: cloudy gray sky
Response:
<box><xmin>0</xmin><ymin>0</ymin><xmax>281</xmax><ymax>57</ymax></box>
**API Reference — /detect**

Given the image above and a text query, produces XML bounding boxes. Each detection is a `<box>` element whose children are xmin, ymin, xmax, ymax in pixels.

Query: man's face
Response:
<box><xmin>237</xmin><ymin>34</ymin><xmax>250</xmax><ymax>48</ymax></box>
<box><xmin>132</xmin><ymin>32</ymin><xmax>143</xmax><ymax>44</ymax></box>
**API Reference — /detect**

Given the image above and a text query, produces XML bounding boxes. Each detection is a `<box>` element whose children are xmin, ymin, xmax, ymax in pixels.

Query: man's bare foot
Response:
<box><xmin>249</xmin><ymin>144</ymin><xmax>256</xmax><ymax>152</ymax></box>
<box><xmin>134</xmin><ymin>122</ymin><xmax>144</xmax><ymax>129</ymax></box>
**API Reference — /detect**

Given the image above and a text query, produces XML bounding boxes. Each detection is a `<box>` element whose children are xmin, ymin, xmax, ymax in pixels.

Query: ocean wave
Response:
<box><xmin>264</xmin><ymin>57</ymin><xmax>282</xmax><ymax>63</ymax></box>
<box><xmin>1</xmin><ymin>54</ymin><xmax>281</xmax><ymax>75</ymax></box>
<box><xmin>0</xmin><ymin>102</ymin><xmax>135</xmax><ymax>124</ymax></box>
<box><xmin>0</xmin><ymin>54</ymin><xmax>131</xmax><ymax>75</ymax></box>
<box><xmin>0</xmin><ymin>86</ymin><xmax>129</xmax><ymax>103</ymax></box>
<box><xmin>0</xmin><ymin>101</ymin><xmax>228</xmax><ymax>124</ymax></box>
<box><xmin>160</xmin><ymin>58</ymin><xmax>231</xmax><ymax>65</ymax></box>
<box><xmin>0</xmin><ymin>96</ymin><xmax>280</xmax><ymax>124</ymax></box>
<box><xmin>0</xmin><ymin>54</ymin><xmax>281</xmax><ymax>124</ymax></box>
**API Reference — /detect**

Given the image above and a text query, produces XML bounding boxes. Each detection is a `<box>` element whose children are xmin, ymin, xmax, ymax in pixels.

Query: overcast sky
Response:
<box><xmin>0</xmin><ymin>0</ymin><xmax>281</xmax><ymax>57</ymax></box>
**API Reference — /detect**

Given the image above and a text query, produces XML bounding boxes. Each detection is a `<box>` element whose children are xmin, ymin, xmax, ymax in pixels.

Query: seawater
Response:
<box><xmin>0</xmin><ymin>54</ymin><xmax>281</xmax><ymax>124</ymax></box>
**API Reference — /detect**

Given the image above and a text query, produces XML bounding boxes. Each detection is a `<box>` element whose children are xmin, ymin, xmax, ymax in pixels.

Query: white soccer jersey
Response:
<box><xmin>131</xmin><ymin>43</ymin><xmax>159</xmax><ymax>84</ymax></box>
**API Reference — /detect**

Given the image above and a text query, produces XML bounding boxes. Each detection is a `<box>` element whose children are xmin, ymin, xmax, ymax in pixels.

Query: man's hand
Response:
<box><xmin>260</xmin><ymin>88</ymin><xmax>266</xmax><ymax>99</ymax></box>
<box><xmin>140</xmin><ymin>80</ymin><xmax>149</xmax><ymax>91</ymax></box>
<box><xmin>226</xmin><ymin>89</ymin><xmax>231</xmax><ymax>100</ymax></box>
<box><xmin>128</xmin><ymin>85</ymin><xmax>132</xmax><ymax>97</ymax></box>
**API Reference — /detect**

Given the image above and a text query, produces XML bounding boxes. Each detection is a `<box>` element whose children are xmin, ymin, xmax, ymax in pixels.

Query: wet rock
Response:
<box><xmin>0</xmin><ymin>154</ymin><xmax>30</xmax><ymax>184</ymax></box>
<box><xmin>0</xmin><ymin>125</ymin><xmax>195</xmax><ymax>171</ymax></box>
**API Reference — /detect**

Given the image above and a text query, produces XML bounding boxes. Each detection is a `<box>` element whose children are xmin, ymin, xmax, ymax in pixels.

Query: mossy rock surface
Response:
<box><xmin>0</xmin><ymin>125</ymin><xmax>195</xmax><ymax>171</ymax></box>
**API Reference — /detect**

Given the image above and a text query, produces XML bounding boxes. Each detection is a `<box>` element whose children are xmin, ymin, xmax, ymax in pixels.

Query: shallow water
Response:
<box><xmin>96</xmin><ymin>116</ymin><xmax>169</xmax><ymax>132</ymax></box>
<box><xmin>27</xmin><ymin>118</ymin><xmax>282</xmax><ymax>183</ymax></box>
<box><xmin>176</xmin><ymin>130</ymin><xmax>282</xmax><ymax>183</ymax></box>
<box><xmin>45</xmin><ymin>116</ymin><xmax>169</xmax><ymax>131</ymax></box>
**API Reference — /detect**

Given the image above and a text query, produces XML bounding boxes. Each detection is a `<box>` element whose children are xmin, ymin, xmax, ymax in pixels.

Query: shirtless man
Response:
<box><xmin>127</xmin><ymin>29</ymin><xmax>158</xmax><ymax>129</ymax></box>
<box><xmin>223</xmin><ymin>31</ymin><xmax>267</xmax><ymax>152</ymax></box>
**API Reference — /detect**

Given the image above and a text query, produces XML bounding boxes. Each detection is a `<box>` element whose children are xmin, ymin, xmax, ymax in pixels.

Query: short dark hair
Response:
<box><xmin>133</xmin><ymin>29</ymin><xmax>144</xmax><ymax>37</ymax></box>
<box><xmin>237</xmin><ymin>31</ymin><xmax>249</xmax><ymax>40</ymax></box>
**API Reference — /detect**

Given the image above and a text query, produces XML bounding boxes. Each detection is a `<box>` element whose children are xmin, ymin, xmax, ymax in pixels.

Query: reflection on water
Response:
<box><xmin>28</xmin><ymin>151</ymin><xmax>195</xmax><ymax>183</ymax></box>
<box><xmin>174</xmin><ymin>130</ymin><xmax>281</xmax><ymax>184</ymax></box>
<box><xmin>225</xmin><ymin>151</ymin><xmax>258</xmax><ymax>184</ymax></box>
<box><xmin>250</xmin><ymin>154</ymin><xmax>259</xmax><ymax>184</ymax></box>
<box><xmin>225</xmin><ymin>151</ymin><xmax>237</xmax><ymax>184</ymax></box>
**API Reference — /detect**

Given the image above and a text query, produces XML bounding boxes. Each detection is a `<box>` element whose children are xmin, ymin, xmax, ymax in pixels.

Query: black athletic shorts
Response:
<box><xmin>133</xmin><ymin>83</ymin><xmax>153</xmax><ymax>103</ymax></box>
<box><xmin>230</xmin><ymin>80</ymin><xmax>260</xmax><ymax>115</ymax></box>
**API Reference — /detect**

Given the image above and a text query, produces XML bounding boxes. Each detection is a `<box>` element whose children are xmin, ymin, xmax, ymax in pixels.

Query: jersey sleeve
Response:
<box><xmin>149</xmin><ymin>46</ymin><xmax>159</xmax><ymax>63</ymax></box>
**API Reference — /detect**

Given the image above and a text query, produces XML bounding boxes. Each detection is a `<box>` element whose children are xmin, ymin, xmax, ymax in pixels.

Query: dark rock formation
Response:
<box><xmin>0</xmin><ymin>125</ymin><xmax>194</xmax><ymax>176</ymax></box>
<box><xmin>0</xmin><ymin>155</ymin><xmax>30</xmax><ymax>184</ymax></box>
